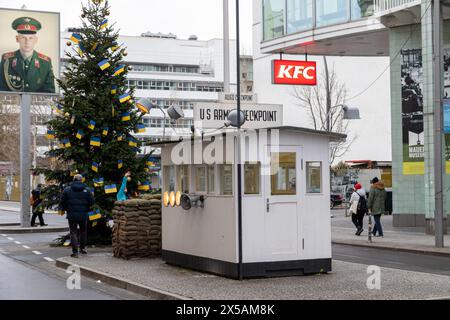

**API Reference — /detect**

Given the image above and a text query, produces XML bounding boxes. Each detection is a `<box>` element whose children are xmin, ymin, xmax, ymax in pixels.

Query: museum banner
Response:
<box><xmin>443</xmin><ymin>99</ymin><xmax>450</xmax><ymax>174</ymax></box>
<box><xmin>0</xmin><ymin>8</ymin><xmax>60</xmax><ymax>94</ymax></box>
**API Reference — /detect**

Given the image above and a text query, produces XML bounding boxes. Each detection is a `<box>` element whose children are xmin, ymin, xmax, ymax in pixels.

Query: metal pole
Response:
<box><xmin>236</xmin><ymin>0</ymin><xmax>243</xmax><ymax>281</ymax></box>
<box><xmin>20</xmin><ymin>94</ymin><xmax>31</xmax><ymax>228</ymax></box>
<box><xmin>223</xmin><ymin>0</ymin><xmax>230</xmax><ymax>92</ymax></box>
<box><xmin>324</xmin><ymin>56</ymin><xmax>332</xmax><ymax>132</ymax></box>
<box><xmin>433</xmin><ymin>0</ymin><xmax>444</xmax><ymax>248</ymax></box>
<box><xmin>32</xmin><ymin>125</ymin><xmax>37</xmax><ymax>189</ymax></box>
<box><xmin>157</xmin><ymin>106</ymin><xmax>167</xmax><ymax>140</ymax></box>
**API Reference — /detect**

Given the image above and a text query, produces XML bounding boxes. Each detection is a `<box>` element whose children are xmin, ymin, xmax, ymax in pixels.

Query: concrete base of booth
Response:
<box><xmin>162</xmin><ymin>250</ymin><xmax>332</xmax><ymax>279</ymax></box>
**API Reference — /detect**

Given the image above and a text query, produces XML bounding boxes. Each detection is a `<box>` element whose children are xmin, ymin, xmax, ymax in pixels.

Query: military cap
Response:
<box><xmin>12</xmin><ymin>17</ymin><xmax>42</xmax><ymax>34</ymax></box>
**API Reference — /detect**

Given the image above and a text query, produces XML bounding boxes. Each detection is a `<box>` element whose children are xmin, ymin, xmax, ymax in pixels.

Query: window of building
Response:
<box><xmin>316</xmin><ymin>0</ymin><xmax>349</xmax><ymax>28</ymax></box>
<box><xmin>287</xmin><ymin>0</ymin><xmax>313</xmax><ymax>34</ymax></box>
<box><xmin>271</xmin><ymin>153</ymin><xmax>296</xmax><ymax>196</ymax></box>
<box><xmin>177</xmin><ymin>165</ymin><xmax>190</xmax><ymax>193</ymax></box>
<box><xmin>195</xmin><ymin>166</ymin><xmax>207</xmax><ymax>193</ymax></box>
<box><xmin>208</xmin><ymin>166</ymin><xmax>215</xmax><ymax>194</ymax></box>
<box><xmin>351</xmin><ymin>0</ymin><xmax>374</xmax><ymax>20</ymax></box>
<box><xmin>244</xmin><ymin>163</ymin><xmax>261</xmax><ymax>195</ymax></box>
<box><xmin>263</xmin><ymin>0</ymin><xmax>285</xmax><ymax>40</ymax></box>
<box><xmin>220</xmin><ymin>165</ymin><xmax>233</xmax><ymax>195</ymax></box>
<box><xmin>306</xmin><ymin>162</ymin><xmax>322</xmax><ymax>194</ymax></box>
<box><xmin>164</xmin><ymin>166</ymin><xmax>175</xmax><ymax>192</ymax></box>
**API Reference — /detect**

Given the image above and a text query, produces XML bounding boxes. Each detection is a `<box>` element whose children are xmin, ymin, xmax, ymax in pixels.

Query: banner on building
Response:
<box><xmin>443</xmin><ymin>99</ymin><xmax>450</xmax><ymax>174</ymax></box>
<box><xmin>401</xmin><ymin>49</ymin><xmax>424</xmax><ymax>175</ymax></box>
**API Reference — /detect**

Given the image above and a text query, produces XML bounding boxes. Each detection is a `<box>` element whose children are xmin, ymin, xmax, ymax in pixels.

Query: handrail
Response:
<box><xmin>373</xmin><ymin>0</ymin><xmax>421</xmax><ymax>14</ymax></box>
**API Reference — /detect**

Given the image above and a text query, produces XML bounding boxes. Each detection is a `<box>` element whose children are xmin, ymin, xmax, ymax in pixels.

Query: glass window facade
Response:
<box><xmin>263</xmin><ymin>0</ymin><xmax>285</xmax><ymax>40</ymax></box>
<box><xmin>316</xmin><ymin>0</ymin><xmax>349</xmax><ymax>27</ymax></box>
<box><xmin>287</xmin><ymin>0</ymin><xmax>313</xmax><ymax>34</ymax></box>
<box><xmin>351</xmin><ymin>0</ymin><xmax>374</xmax><ymax>20</ymax></box>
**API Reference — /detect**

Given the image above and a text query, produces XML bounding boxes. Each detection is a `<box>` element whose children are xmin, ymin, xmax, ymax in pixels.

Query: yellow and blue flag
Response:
<box><xmin>63</xmin><ymin>139</ymin><xmax>71</xmax><ymax>148</ymax></box>
<box><xmin>121</xmin><ymin>112</ymin><xmax>131</xmax><ymax>122</ymax></box>
<box><xmin>111</xmin><ymin>86</ymin><xmax>117</xmax><ymax>94</ymax></box>
<box><xmin>136</xmin><ymin>101</ymin><xmax>150</xmax><ymax>114</ymax></box>
<box><xmin>90</xmin><ymin>137</ymin><xmax>101</xmax><ymax>147</ymax></box>
<box><xmin>136</xmin><ymin>124</ymin><xmax>146</xmax><ymax>133</ymax></box>
<box><xmin>105</xmin><ymin>184</ymin><xmax>118</xmax><ymax>194</ymax></box>
<box><xmin>138</xmin><ymin>182</ymin><xmax>151</xmax><ymax>191</ymax></box>
<box><xmin>128</xmin><ymin>138</ymin><xmax>137</xmax><ymax>148</ymax></box>
<box><xmin>98</xmin><ymin>59</ymin><xmax>110</xmax><ymax>71</ymax></box>
<box><xmin>88</xmin><ymin>120</ymin><xmax>96</xmax><ymax>130</ymax></box>
<box><xmin>76</xmin><ymin>130</ymin><xmax>84</xmax><ymax>140</ymax></box>
<box><xmin>118</xmin><ymin>160</ymin><xmax>123</xmax><ymax>169</ymax></box>
<box><xmin>91</xmin><ymin>162</ymin><xmax>99</xmax><ymax>173</ymax></box>
<box><xmin>46</xmin><ymin>130</ymin><xmax>55</xmax><ymax>139</ymax></box>
<box><xmin>93</xmin><ymin>178</ymin><xmax>104</xmax><ymax>187</ymax></box>
<box><xmin>102</xmin><ymin>127</ymin><xmax>109</xmax><ymax>136</ymax></box>
<box><xmin>89</xmin><ymin>209</ymin><xmax>102</xmax><ymax>221</ymax></box>
<box><xmin>78</xmin><ymin>43</ymin><xmax>86</xmax><ymax>56</ymax></box>
<box><xmin>110</xmin><ymin>41</ymin><xmax>119</xmax><ymax>52</ymax></box>
<box><xmin>119</xmin><ymin>93</ymin><xmax>131</xmax><ymax>103</ymax></box>
<box><xmin>113</xmin><ymin>65</ymin><xmax>125</xmax><ymax>77</ymax></box>
<box><xmin>70</xmin><ymin>33</ymin><xmax>81</xmax><ymax>44</ymax></box>
<box><xmin>100</xmin><ymin>19</ymin><xmax>108</xmax><ymax>30</ymax></box>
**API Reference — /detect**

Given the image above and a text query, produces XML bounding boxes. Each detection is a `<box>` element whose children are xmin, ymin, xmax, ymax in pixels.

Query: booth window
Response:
<box><xmin>195</xmin><ymin>166</ymin><xmax>207</xmax><ymax>193</ymax></box>
<box><xmin>177</xmin><ymin>165</ymin><xmax>190</xmax><ymax>193</ymax></box>
<box><xmin>208</xmin><ymin>165</ymin><xmax>215</xmax><ymax>194</ymax></box>
<box><xmin>164</xmin><ymin>166</ymin><xmax>175</xmax><ymax>192</ymax></box>
<box><xmin>306</xmin><ymin>162</ymin><xmax>322</xmax><ymax>194</ymax></box>
<box><xmin>244</xmin><ymin>163</ymin><xmax>261</xmax><ymax>195</ymax></box>
<box><xmin>271</xmin><ymin>153</ymin><xmax>296</xmax><ymax>196</ymax></box>
<box><xmin>220</xmin><ymin>165</ymin><xmax>233</xmax><ymax>195</ymax></box>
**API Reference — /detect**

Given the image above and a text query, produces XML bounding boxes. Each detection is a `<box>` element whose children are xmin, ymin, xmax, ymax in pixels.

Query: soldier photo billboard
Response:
<box><xmin>0</xmin><ymin>8</ymin><xmax>59</xmax><ymax>94</ymax></box>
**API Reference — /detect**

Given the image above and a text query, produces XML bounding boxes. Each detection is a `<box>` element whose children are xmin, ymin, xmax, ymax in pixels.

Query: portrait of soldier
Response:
<box><xmin>0</xmin><ymin>17</ymin><xmax>55</xmax><ymax>93</ymax></box>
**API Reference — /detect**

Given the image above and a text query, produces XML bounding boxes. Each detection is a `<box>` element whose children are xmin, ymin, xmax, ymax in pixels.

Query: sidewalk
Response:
<box><xmin>56</xmin><ymin>252</ymin><xmax>450</xmax><ymax>300</ymax></box>
<box><xmin>331</xmin><ymin>209</ymin><xmax>450</xmax><ymax>257</ymax></box>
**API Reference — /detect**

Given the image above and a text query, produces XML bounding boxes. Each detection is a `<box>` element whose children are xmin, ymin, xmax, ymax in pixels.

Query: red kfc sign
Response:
<box><xmin>272</xmin><ymin>60</ymin><xmax>317</xmax><ymax>86</ymax></box>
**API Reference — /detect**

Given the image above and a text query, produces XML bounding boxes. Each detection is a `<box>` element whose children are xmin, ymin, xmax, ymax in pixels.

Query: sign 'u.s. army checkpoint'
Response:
<box><xmin>194</xmin><ymin>102</ymin><xmax>283</xmax><ymax>129</ymax></box>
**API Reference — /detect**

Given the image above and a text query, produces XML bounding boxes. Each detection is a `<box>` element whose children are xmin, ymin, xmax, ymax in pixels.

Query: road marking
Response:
<box><xmin>7</xmin><ymin>237</ymin><xmax>14</xmax><ymax>241</ymax></box>
<box><xmin>44</xmin><ymin>257</ymin><xmax>55</xmax><ymax>262</ymax></box>
<box><xmin>14</xmin><ymin>241</ymin><xmax>22</xmax><ymax>245</ymax></box>
<box><xmin>32</xmin><ymin>251</ymin><xmax>42</xmax><ymax>255</ymax></box>
<box><xmin>22</xmin><ymin>245</ymin><xmax>31</xmax><ymax>249</ymax></box>
<box><xmin>1</xmin><ymin>234</ymin><xmax>7</xmax><ymax>237</ymax></box>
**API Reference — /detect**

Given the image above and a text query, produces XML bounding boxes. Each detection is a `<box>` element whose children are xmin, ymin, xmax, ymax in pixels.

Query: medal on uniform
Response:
<box><xmin>35</xmin><ymin>59</ymin><xmax>40</xmax><ymax>69</ymax></box>
<box><xmin>12</xmin><ymin>58</ymin><xmax>17</xmax><ymax>68</ymax></box>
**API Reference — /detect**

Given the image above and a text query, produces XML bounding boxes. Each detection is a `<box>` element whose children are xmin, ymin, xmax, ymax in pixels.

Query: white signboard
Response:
<box><xmin>194</xmin><ymin>102</ymin><xmax>283</xmax><ymax>129</ymax></box>
<box><xmin>219</xmin><ymin>93</ymin><xmax>257</xmax><ymax>104</ymax></box>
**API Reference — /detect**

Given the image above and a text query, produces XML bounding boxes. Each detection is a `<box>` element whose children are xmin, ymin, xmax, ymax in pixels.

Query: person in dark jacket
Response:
<box><xmin>368</xmin><ymin>177</ymin><xmax>387</xmax><ymax>238</ymax></box>
<box><xmin>31</xmin><ymin>184</ymin><xmax>47</xmax><ymax>227</ymax></box>
<box><xmin>60</xmin><ymin>175</ymin><xmax>94</xmax><ymax>258</ymax></box>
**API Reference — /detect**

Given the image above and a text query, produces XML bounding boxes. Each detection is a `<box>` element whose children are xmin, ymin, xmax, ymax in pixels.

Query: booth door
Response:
<box><xmin>264</xmin><ymin>146</ymin><xmax>302</xmax><ymax>260</ymax></box>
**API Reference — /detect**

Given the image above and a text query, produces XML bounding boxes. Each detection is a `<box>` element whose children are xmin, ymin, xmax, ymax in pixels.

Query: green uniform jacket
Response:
<box><xmin>368</xmin><ymin>182</ymin><xmax>387</xmax><ymax>216</ymax></box>
<box><xmin>0</xmin><ymin>50</ymin><xmax>55</xmax><ymax>93</ymax></box>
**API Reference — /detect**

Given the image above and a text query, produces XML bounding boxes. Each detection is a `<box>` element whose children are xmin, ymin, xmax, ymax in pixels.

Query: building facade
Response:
<box><xmin>255</xmin><ymin>0</ymin><xmax>450</xmax><ymax>231</ymax></box>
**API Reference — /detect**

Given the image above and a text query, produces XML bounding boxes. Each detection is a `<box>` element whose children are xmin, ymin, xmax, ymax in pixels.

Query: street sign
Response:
<box><xmin>194</xmin><ymin>102</ymin><xmax>283</xmax><ymax>129</ymax></box>
<box><xmin>272</xmin><ymin>60</ymin><xmax>317</xmax><ymax>86</ymax></box>
<box><xmin>219</xmin><ymin>93</ymin><xmax>257</xmax><ymax>104</ymax></box>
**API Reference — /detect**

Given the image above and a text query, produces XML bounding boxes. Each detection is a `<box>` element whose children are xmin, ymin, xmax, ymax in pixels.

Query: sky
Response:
<box><xmin>0</xmin><ymin>0</ymin><xmax>253</xmax><ymax>54</ymax></box>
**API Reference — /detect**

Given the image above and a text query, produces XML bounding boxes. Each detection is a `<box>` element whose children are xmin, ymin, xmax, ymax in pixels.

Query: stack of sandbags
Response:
<box><xmin>112</xmin><ymin>196</ymin><xmax>162</xmax><ymax>260</ymax></box>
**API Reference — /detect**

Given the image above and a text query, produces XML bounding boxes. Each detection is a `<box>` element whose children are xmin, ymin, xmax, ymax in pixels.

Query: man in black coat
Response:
<box><xmin>60</xmin><ymin>175</ymin><xmax>94</xmax><ymax>258</ymax></box>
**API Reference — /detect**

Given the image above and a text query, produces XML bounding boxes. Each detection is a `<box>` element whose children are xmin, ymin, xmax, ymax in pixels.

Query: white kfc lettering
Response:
<box><xmin>277</xmin><ymin>64</ymin><xmax>315</xmax><ymax>80</ymax></box>
<box><xmin>277</xmin><ymin>65</ymin><xmax>294</xmax><ymax>79</ymax></box>
<box><xmin>304</xmin><ymin>66</ymin><xmax>315</xmax><ymax>80</ymax></box>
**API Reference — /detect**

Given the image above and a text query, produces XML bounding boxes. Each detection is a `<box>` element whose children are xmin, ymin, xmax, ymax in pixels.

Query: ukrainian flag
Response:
<box><xmin>136</xmin><ymin>102</ymin><xmax>150</xmax><ymax>114</ymax></box>
<box><xmin>118</xmin><ymin>160</ymin><xmax>123</xmax><ymax>169</ymax></box>
<box><xmin>90</xmin><ymin>137</ymin><xmax>101</xmax><ymax>147</ymax></box>
<box><xmin>70</xmin><ymin>33</ymin><xmax>81</xmax><ymax>44</ymax></box>
<box><xmin>98</xmin><ymin>59</ymin><xmax>110</xmax><ymax>71</ymax></box>
<box><xmin>76</xmin><ymin>130</ymin><xmax>84</xmax><ymax>140</ymax></box>
<box><xmin>53</xmin><ymin>104</ymin><xmax>64</xmax><ymax>115</ymax></box>
<box><xmin>105</xmin><ymin>184</ymin><xmax>118</xmax><ymax>194</ymax></box>
<box><xmin>89</xmin><ymin>209</ymin><xmax>102</xmax><ymax>221</ymax></box>
<box><xmin>100</xmin><ymin>19</ymin><xmax>108</xmax><ymax>30</ymax></box>
<box><xmin>147</xmin><ymin>161</ymin><xmax>155</xmax><ymax>167</ymax></box>
<box><xmin>111</xmin><ymin>86</ymin><xmax>117</xmax><ymax>94</ymax></box>
<box><xmin>136</xmin><ymin>124</ymin><xmax>146</xmax><ymax>133</ymax></box>
<box><xmin>121</xmin><ymin>112</ymin><xmax>131</xmax><ymax>122</ymax></box>
<box><xmin>63</xmin><ymin>139</ymin><xmax>72</xmax><ymax>148</ymax></box>
<box><xmin>78</xmin><ymin>43</ymin><xmax>86</xmax><ymax>56</ymax></box>
<box><xmin>47</xmin><ymin>130</ymin><xmax>55</xmax><ymax>139</ymax></box>
<box><xmin>113</xmin><ymin>65</ymin><xmax>125</xmax><ymax>77</ymax></box>
<box><xmin>110</xmin><ymin>41</ymin><xmax>119</xmax><ymax>52</ymax></box>
<box><xmin>119</xmin><ymin>93</ymin><xmax>131</xmax><ymax>103</ymax></box>
<box><xmin>93</xmin><ymin>178</ymin><xmax>104</xmax><ymax>187</ymax></box>
<box><xmin>128</xmin><ymin>138</ymin><xmax>138</xmax><ymax>147</ymax></box>
<box><xmin>91</xmin><ymin>162</ymin><xmax>99</xmax><ymax>173</ymax></box>
<box><xmin>102</xmin><ymin>127</ymin><xmax>109</xmax><ymax>136</ymax></box>
<box><xmin>138</xmin><ymin>182</ymin><xmax>150</xmax><ymax>191</ymax></box>
<box><xmin>88</xmin><ymin>120</ymin><xmax>96</xmax><ymax>130</ymax></box>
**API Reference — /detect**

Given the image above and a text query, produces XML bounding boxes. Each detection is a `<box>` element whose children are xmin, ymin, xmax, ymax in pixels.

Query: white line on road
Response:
<box><xmin>1</xmin><ymin>234</ymin><xmax>7</xmax><ymax>237</ymax></box>
<box><xmin>14</xmin><ymin>241</ymin><xmax>22</xmax><ymax>245</ymax></box>
<box><xmin>22</xmin><ymin>245</ymin><xmax>30</xmax><ymax>249</ymax></box>
<box><xmin>32</xmin><ymin>251</ymin><xmax>42</xmax><ymax>255</ymax></box>
<box><xmin>44</xmin><ymin>257</ymin><xmax>55</xmax><ymax>262</ymax></box>
<box><xmin>6</xmin><ymin>237</ymin><xmax>13</xmax><ymax>241</ymax></box>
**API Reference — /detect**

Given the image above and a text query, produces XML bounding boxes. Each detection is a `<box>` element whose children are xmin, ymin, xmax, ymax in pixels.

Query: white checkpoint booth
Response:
<box><xmin>160</xmin><ymin>126</ymin><xmax>346</xmax><ymax>279</ymax></box>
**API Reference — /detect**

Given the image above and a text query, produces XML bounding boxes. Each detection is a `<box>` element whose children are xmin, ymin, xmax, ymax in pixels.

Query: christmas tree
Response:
<box><xmin>36</xmin><ymin>0</ymin><xmax>153</xmax><ymax>235</ymax></box>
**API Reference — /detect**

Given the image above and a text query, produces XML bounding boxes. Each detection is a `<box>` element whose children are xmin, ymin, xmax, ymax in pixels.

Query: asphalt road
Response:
<box><xmin>333</xmin><ymin>243</ymin><xmax>450</xmax><ymax>276</ymax></box>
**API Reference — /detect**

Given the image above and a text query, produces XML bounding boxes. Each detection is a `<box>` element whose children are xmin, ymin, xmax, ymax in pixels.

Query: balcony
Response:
<box><xmin>373</xmin><ymin>0</ymin><xmax>421</xmax><ymax>16</ymax></box>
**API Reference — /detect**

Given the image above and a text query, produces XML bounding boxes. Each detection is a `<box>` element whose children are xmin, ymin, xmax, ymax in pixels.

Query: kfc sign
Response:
<box><xmin>272</xmin><ymin>60</ymin><xmax>317</xmax><ymax>86</ymax></box>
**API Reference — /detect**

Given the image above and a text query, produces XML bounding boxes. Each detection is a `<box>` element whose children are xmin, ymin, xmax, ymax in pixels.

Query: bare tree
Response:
<box><xmin>291</xmin><ymin>57</ymin><xmax>357</xmax><ymax>164</ymax></box>
<box><xmin>0</xmin><ymin>95</ymin><xmax>20</xmax><ymax>172</ymax></box>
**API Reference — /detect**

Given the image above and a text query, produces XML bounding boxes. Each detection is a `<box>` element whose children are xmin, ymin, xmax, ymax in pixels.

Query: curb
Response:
<box><xmin>332</xmin><ymin>240</ymin><xmax>450</xmax><ymax>258</ymax></box>
<box><xmin>55</xmin><ymin>258</ymin><xmax>190</xmax><ymax>300</ymax></box>
<box><xmin>0</xmin><ymin>223</ymin><xmax>20</xmax><ymax>227</ymax></box>
<box><xmin>0</xmin><ymin>226</ymin><xmax>69</xmax><ymax>234</ymax></box>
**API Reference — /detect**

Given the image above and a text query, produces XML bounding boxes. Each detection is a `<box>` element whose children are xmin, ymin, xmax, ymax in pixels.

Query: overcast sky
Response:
<box><xmin>0</xmin><ymin>0</ymin><xmax>253</xmax><ymax>54</ymax></box>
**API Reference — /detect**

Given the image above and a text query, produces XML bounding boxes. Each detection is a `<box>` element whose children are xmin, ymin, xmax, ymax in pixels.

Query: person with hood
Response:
<box><xmin>368</xmin><ymin>177</ymin><xmax>387</xmax><ymax>237</ymax></box>
<box><xmin>60</xmin><ymin>174</ymin><xmax>94</xmax><ymax>258</ymax></box>
<box><xmin>349</xmin><ymin>183</ymin><xmax>367</xmax><ymax>236</ymax></box>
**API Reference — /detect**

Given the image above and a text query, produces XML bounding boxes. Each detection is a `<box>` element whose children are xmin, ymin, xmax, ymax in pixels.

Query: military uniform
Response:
<box><xmin>0</xmin><ymin>16</ymin><xmax>56</xmax><ymax>93</ymax></box>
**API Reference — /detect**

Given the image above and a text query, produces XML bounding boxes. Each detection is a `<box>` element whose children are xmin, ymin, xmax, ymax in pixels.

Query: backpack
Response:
<box><xmin>357</xmin><ymin>196</ymin><xmax>368</xmax><ymax>214</ymax></box>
